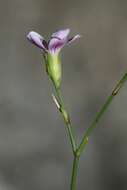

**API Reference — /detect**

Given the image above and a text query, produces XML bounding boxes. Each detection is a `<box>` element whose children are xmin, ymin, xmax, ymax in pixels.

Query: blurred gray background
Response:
<box><xmin>0</xmin><ymin>0</ymin><xmax>127</xmax><ymax>189</ymax></box>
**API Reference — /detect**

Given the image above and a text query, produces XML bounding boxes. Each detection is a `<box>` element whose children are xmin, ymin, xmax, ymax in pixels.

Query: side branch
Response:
<box><xmin>77</xmin><ymin>72</ymin><xmax>127</xmax><ymax>156</ymax></box>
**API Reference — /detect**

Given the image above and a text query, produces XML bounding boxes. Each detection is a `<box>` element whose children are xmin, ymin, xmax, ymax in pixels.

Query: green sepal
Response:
<box><xmin>46</xmin><ymin>52</ymin><xmax>62</xmax><ymax>89</ymax></box>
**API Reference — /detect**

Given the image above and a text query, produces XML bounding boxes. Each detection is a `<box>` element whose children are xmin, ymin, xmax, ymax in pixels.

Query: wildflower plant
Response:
<box><xmin>27</xmin><ymin>29</ymin><xmax>127</xmax><ymax>190</ymax></box>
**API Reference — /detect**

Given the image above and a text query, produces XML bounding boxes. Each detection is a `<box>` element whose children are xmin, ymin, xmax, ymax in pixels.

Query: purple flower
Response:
<box><xmin>27</xmin><ymin>29</ymin><xmax>80</xmax><ymax>54</ymax></box>
<box><xmin>27</xmin><ymin>29</ymin><xmax>81</xmax><ymax>88</ymax></box>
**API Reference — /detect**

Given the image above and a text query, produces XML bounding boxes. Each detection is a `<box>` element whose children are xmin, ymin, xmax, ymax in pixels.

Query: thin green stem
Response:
<box><xmin>52</xmin><ymin>85</ymin><xmax>78</xmax><ymax>189</ymax></box>
<box><xmin>54</xmin><ymin>86</ymin><xmax>77</xmax><ymax>153</ymax></box>
<box><xmin>77</xmin><ymin>72</ymin><xmax>127</xmax><ymax>156</ymax></box>
<box><xmin>66</xmin><ymin>122</ymin><xmax>77</xmax><ymax>153</ymax></box>
<box><xmin>71</xmin><ymin>155</ymin><xmax>79</xmax><ymax>190</ymax></box>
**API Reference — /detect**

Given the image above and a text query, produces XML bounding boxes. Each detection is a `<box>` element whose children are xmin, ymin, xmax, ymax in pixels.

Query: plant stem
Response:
<box><xmin>54</xmin><ymin>86</ymin><xmax>77</xmax><ymax>153</ymax></box>
<box><xmin>53</xmin><ymin>86</ymin><xmax>79</xmax><ymax>189</ymax></box>
<box><xmin>77</xmin><ymin>72</ymin><xmax>127</xmax><ymax>156</ymax></box>
<box><xmin>71</xmin><ymin>155</ymin><xmax>79</xmax><ymax>190</ymax></box>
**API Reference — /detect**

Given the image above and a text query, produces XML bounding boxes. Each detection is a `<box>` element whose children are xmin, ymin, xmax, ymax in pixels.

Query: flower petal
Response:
<box><xmin>48</xmin><ymin>29</ymin><xmax>71</xmax><ymax>53</ymax></box>
<box><xmin>48</xmin><ymin>38</ymin><xmax>66</xmax><ymax>54</ymax></box>
<box><xmin>27</xmin><ymin>31</ymin><xmax>48</xmax><ymax>50</ymax></box>
<box><xmin>51</xmin><ymin>29</ymin><xmax>70</xmax><ymax>40</ymax></box>
<box><xmin>67</xmin><ymin>34</ymin><xmax>81</xmax><ymax>44</ymax></box>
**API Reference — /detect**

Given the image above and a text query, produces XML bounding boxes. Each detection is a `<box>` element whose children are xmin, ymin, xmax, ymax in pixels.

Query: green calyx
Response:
<box><xmin>45</xmin><ymin>52</ymin><xmax>62</xmax><ymax>89</ymax></box>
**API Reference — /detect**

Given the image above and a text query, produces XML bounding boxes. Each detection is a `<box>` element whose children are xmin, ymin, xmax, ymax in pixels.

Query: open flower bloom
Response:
<box><xmin>27</xmin><ymin>29</ymin><xmax>80</xmax><ymax>88</ymax></box>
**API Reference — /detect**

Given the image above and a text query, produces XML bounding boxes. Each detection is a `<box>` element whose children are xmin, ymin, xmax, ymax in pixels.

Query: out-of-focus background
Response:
<box><xmin>0</xmin><ymin>0</ymin><xmax>127</xmax><ymax>190</ymax></box>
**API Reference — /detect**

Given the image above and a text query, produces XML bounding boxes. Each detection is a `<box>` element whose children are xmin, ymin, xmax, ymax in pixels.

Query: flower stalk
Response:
<box><xmin>53</xmin><ymin>86</ymin><xmax>79</xmax><ymax>190</ymax></box>
<box><xmin>53</xmin><ymin>86</ymin><xmax>77</xmax><ymax>154</ymax></box>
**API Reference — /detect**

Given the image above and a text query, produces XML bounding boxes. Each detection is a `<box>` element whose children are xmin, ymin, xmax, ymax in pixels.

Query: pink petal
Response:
<box><xmin>51</xmin><ymin>29</ymin><xmax>70</xmax><ymax>40</ymax></box>
<box><xmin>48</xmin><ymin>38</ymin><xmax>66</xmax><ymax>53</ymax></box>
<box><xmin>67</xmin><ymin>34</ymin><xmax>81</xmax><ymax>44</ymax></box>
<box><xmin>27</xmin><ymin>31</ymin><xmax>48</xmax><ymax>50</ymax></box>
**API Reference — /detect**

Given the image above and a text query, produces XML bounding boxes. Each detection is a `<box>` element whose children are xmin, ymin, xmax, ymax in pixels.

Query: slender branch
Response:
<box><xmin>53</xmin><ymin>86</ymin><xmax>77</xmax><ymax>153</ymax></box>
<box><xmin>70</xmin><ymin>155</ymin><xmax>79</xmax><ymax>190</ymax></box>
<box><xmin>77</xmin><ymin>72</ymin><xmax>127</xmax><ymax>156</ymax></box>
